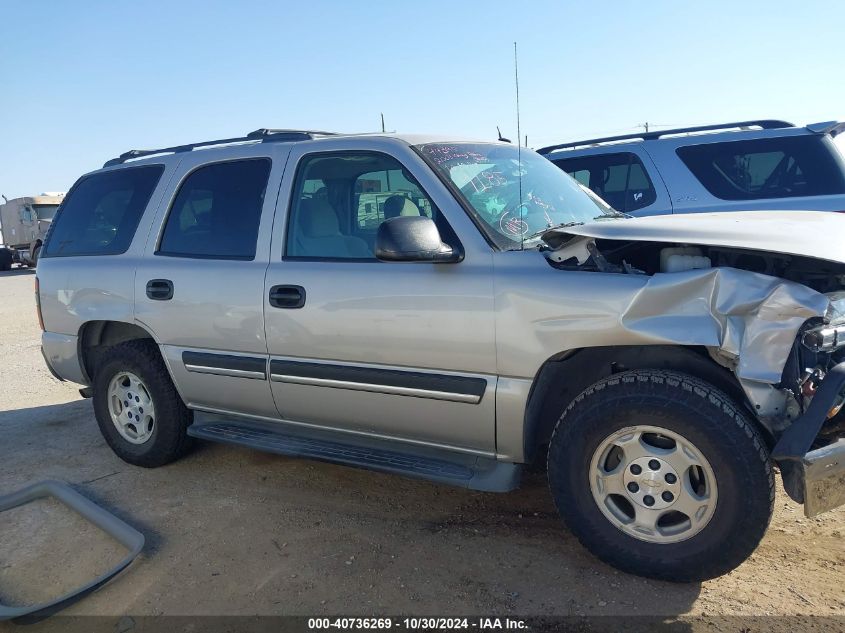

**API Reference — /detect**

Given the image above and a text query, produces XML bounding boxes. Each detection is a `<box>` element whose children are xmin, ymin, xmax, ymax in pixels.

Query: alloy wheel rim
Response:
<box><xmin>107</xmin><ymin>371</ymin><xmax>155</xmax><ymax>445</ymax></box>
<box><xmin>588</xmin><ymin>425</ymin><xmax>718</xmax><ymax>544</ymax></box>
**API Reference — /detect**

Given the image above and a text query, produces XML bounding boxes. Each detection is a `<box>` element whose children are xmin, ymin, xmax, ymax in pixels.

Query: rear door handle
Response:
<box><xmin>146</xmin><ymin>279</ymin><xmax>174</xmax><ymax>301</ymax></box>
<box><xmin>269</xmin><ymin>285</ymin><xmax>305</xmax><ymax>309</ymax></box>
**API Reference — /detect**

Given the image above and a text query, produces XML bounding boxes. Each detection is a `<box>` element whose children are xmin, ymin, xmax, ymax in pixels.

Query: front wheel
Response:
<box><xmin>547</xmin><ymin>369</ymin><xmax>774</xmax><ymax>582</ymax></box>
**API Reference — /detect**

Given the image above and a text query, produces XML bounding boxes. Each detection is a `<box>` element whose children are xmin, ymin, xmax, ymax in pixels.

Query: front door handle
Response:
<box><xmin>269</xmin><ymin>285</ymin><xmax>305</xmax><ymax>309</ymax></box>
<box><xmin>146</xmin><ymin>279</ymin><xmax>174</xmax><ymax>301</ymax></box>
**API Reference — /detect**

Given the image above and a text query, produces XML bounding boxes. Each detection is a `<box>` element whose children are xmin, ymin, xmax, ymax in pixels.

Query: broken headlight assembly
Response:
<box><xmin>801</xmin><ymin>292</ymin><xmax>845</xmax><ymax>353</ymax></box>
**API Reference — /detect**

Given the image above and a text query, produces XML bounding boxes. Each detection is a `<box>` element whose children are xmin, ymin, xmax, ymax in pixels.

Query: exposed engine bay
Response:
<box><xmin>547</xmin><ymin>237</ymin><xmax>845</xmax><ymax>294</ymax></box>
<box><xmin>544</xmin><ymin>233</ymin><xmax>845</xmax><ymax>445</ymax></box>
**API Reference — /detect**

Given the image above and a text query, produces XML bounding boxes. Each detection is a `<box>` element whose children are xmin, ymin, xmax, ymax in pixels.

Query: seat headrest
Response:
<box><xmin>300</xmin><ymin>198</ymin><xmax>340</xmax><ymax>237</ymax></box>
<box><xmin>383</xmin><ymin>195</ymin><xmax>421</xmax><ymax>219</ymax></box>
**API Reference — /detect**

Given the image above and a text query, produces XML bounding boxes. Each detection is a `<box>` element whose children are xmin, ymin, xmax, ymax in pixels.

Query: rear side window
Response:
<box><xmin>42</xmin><ymin>165</ymin><xmax>163</xmax><ymax>257</ymax></box>
<box><xmin>157</xmin><ymin>159</ymin><xmax>271</xmax><ymax>260</ymax></box>
<box><xmin>677</xmin><ymin>135</ymin><xmax>845</xmax><ymax>200</ymax></box>
<box><xmin>551</xmin><ymin>152</ymin><xmax>657</xmax><ymax>212</ymax></box>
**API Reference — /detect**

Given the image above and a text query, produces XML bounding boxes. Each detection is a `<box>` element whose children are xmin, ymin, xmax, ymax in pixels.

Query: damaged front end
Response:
<box><xmin>772</xmin><ymin>295</ymin><xmax>845</xmax><ymax>516</ymax></box>
<box><xmin>542</xmin><ymin>226</ymin><xmax>845</xmax><ymax>516</ymax></box>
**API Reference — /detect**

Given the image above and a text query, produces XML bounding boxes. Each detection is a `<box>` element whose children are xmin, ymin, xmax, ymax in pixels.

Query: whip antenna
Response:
<box><xmin>514</xmin><ymin>41</ymin><xmax>524</xmax><ymax>250</ymax></box>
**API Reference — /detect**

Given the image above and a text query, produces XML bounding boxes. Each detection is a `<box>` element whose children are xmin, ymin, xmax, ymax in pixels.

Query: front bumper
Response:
<box><xmin>773</xmin><ymin>361</ymin><xmax>845</xmax><ymax>517</ymax></box>
<box><xmin>801</xmin><ymin>439</ymin><xmax>845</xmax><ymax>517</ymax></box>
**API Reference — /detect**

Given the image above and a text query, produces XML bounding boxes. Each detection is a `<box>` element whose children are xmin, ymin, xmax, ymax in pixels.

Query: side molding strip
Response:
<box><xmin>182</xmin><ymin>351</ymin><xmax>267</xmax><ymax>380</ymax></box>
<box><xmin>270</xmin><ymin>360</ymin><xmax>487</xmax><ymax>404</ymax></box>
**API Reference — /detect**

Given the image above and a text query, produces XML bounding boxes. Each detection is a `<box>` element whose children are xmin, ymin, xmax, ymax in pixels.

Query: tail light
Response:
<box><xmin>35</xmin><ymin>276</ymin><xmax>44</xmax><ymax>331</ymax></box>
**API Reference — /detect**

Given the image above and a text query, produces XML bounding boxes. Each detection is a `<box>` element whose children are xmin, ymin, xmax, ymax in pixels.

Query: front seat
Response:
<box><xmin>383</xmin><ymin>195</ymin><xmax>422</xmax><ymax>219</ymax></box>
<box><xmin>297</xmin><ymin>198</ymin><xmax>370</xmax><ymax>258</ymax></box>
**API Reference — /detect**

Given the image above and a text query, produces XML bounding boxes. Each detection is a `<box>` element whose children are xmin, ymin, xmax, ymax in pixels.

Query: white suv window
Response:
<box><xmin>551</xmin><ymin>152</ymin><xmax>657</xmax><ymax>213</ymax></box>
<box><xmin>677</xmin><ymin>136</ymin><xmax>845</xmax><ymax>200</ymax></box>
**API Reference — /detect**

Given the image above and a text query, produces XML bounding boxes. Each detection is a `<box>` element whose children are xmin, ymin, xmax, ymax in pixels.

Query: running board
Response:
<box><xmin>187</xmin><ymin>420</ymin><xmax>521</xmax><ymax>492</ymax></box>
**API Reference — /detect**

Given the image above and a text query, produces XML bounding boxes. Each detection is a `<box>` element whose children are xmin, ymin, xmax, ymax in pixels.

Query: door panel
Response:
<box><xmin>134</xmin><ymin>145</ymin><xmax>289</xmax><ymax>419</ymax></box>
<box><xmin>264</xmin><ymin>260</ymin><xmax>496</xmax><ymax>452</ymax></box>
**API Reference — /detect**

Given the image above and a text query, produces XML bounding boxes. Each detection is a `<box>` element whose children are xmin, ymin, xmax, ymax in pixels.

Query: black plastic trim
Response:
<box><xmin>772</xmin><ymin>361</ymin><xmax>845</xmax><ymax>461</ymax></box>
<box><xmin>182</xmin><ymin>352</ymin><xmax>267</xmax><ymax>378</ymax></box>
<box><xmin>187</xmin><ymin>420</ymin><xmax>520</xmax><ymax>492</ymax></box>
<box><xmin>270</xmin><ymin>360</ymin><xmax>486</xmax><ymax>399</ymax></box>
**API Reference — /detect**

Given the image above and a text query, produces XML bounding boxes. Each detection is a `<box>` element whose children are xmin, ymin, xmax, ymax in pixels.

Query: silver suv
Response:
<box><xmin>37</xmin><ymin>129</ymin><xmax>845</xmax><ymax>582</ymax></box>
<box><xmin>539</xmin><ymin>120</ymin><xmax>845</xmax><ymax>216</ymax></box>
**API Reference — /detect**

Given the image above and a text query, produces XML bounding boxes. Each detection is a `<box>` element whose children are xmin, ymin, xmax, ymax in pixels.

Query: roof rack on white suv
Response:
<box><xmin>536</xmin><ymin>120</ymin><xmax>794</xmax><ymax>154</ymax></box>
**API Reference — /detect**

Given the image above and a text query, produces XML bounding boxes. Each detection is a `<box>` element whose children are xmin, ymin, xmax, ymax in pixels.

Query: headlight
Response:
<box><xmin>826</xmin><ymin>291</ymin><xmax>845</xmax><ymax>324</ymax></box>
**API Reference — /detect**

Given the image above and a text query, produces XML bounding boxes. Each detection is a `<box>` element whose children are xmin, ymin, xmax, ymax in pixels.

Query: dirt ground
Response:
<box><xmin>0</xmin><ymin>268</ymin><xmax>843</xmax><ymax>626</ymax></box>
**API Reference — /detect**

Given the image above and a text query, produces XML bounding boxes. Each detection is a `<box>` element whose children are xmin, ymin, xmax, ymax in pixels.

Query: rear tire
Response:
<box><xmin>93</xmin><ymin>340</ymin><xmax>194</xmax><ymax>467</ymax></box>
<box><xmin>0</xmin><ymin>248</ymin><xmax>12</xmax><ymax>271</ymax></box>
<box><xmin>547</xmin><ymin>369</ymin><xmax>774</xmax><ymax>582</ymax></box>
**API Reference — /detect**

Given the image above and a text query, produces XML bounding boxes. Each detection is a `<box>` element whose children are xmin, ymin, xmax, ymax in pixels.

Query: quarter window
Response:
<box><xmin>676</xmin><ymin>136</ymin><xmax>845</xmax><ymax>200</ymax></box>
<box><xmin>42</xmin><ymin>165</ymin><xmax>164</xmax><ymax>258</ymax></box>
<box><xmin>158</xmin><ymin>159</ymin><xmax>271</xmax><ymax>260</ymax></box>
<box><xmin>551</xmin><ymin>152</ymin><xmax>657</xmax><ymax>212</ymax></box>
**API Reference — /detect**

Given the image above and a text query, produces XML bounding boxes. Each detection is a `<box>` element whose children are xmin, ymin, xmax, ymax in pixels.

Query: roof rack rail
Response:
<box><xmin>103</xmin><ymin>128</ymin><xmax>337</xmax><ymax>167</ymax></box>
<box><xmin>536</xmin><ymin>119</ymin><xmax>796</xmax><ymax>155</ymax></box>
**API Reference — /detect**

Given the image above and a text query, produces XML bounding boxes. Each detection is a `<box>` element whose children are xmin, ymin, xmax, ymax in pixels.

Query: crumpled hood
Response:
<box><xmin>543</xmin><ymin>211</ymin><xmax>845</xmax><ymax>264</ymax></box>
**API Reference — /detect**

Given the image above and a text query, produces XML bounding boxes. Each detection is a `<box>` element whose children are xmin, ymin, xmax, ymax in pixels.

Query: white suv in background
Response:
<box><xmin>539</xmin><ymin>120</ymin><xmax>845</xmax><ymax>216</ymax></box>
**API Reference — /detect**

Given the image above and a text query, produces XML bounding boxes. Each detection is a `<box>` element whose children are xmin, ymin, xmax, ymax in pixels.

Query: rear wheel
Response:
<box><xmin>547</xmin><ymin>369</ymin><xmax>774</xmax><ymax>581</ymax></box>
<box><xmin>93</xmin><ymin>340</ymin><xmax>194</xmax><ymax>467</ymax></box>
<box><xmin>0</xmin><ymin>248</ymin><xmax>12</xmax><ymax>271</ymax></box>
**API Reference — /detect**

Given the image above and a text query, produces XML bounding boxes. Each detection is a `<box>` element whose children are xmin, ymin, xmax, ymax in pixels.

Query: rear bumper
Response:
<box><xmin>773</xmin><ymin>361</ymin><xmax>845</xmax><ymax>517</ymax></box>
<box><xmin>41</xmin><ymin>331</ymin><xmax>87</xmax><ymax>385</ymax></box>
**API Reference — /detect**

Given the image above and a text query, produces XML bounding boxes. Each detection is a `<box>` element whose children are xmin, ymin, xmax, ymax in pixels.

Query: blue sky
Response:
<box><xmin>1</xmin><ymin>0</ymin><xmax>843</xmax><ymax>197</ymax></box>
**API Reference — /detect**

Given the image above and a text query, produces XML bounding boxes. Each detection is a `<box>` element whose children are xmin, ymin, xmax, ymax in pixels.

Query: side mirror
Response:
<box><xmin>375</xmin><ymin>216</ymin><xmax>463</xmax><ymax>263</ymax></box>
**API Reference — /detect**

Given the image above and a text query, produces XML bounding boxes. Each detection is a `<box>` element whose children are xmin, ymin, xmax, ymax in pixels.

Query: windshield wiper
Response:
<box><xmin>521</xmin><ymin>221</ymin><xmax>585</xmax><ymax>244</ymax></box>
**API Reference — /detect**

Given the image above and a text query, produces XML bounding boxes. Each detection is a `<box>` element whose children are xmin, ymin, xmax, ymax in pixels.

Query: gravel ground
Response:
<box><xmin>0</xmin><ymin>268</ymin><xmax>843</xmax><ymax>627</ymax></box>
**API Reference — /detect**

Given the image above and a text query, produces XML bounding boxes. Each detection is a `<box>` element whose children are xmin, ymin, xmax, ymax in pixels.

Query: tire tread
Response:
<box><xmin>547</xmin><ymin>369</ymin><xmax>774</xmax><ymax>582</ymax></box>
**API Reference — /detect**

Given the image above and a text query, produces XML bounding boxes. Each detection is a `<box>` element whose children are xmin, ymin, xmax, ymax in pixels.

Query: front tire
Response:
<box><xmin>93</xmin><ymin>340</ymin><xmax>194</xmax><ymax>467</ymax></box>
<box><xmin>0</xmin><ymin>248</ymin><xmax>12</xmax><ymax>271</ymax></box>
<box><xmin>547</xmin><ymin>369</ymin><xmax>774</xmax><ymax>582</ymax></box>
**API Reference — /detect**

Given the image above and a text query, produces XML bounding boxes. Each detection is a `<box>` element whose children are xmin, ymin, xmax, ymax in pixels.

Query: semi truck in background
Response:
<box><xmin>0</xmin><ymin>193</ymin><xmax>64</xmax><ymax>270</ymax></box>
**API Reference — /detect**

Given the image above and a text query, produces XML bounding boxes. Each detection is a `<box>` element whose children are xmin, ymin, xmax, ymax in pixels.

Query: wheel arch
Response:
<box><xmin>522</xmin><ymin>344</ymin><xmax>762</xmax><ymax>465</ymax></box>
<box><xmin>78</xmin><ymin>320</ymin><xmax>159</xmax><ymax>383</ymax></box>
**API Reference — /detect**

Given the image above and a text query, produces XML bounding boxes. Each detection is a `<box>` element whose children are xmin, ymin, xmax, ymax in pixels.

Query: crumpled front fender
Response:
<box><xmin>618</xmin><ymin>267</ymin><xmax>829</xmax><ymax>415</ymax></box>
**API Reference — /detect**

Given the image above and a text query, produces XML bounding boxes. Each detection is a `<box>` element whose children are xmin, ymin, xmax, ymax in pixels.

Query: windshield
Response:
<box><xmin>33</xmin><ymin>205</ymin><xmax>60</xmax><ymax>220</ymax></box>
<box><xmin>417</xmin><ymin>142</ymin><xmax>621</xmax><ymax>249</ymax></box>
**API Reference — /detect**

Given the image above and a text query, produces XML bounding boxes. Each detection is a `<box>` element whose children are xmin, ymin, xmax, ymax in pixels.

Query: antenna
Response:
<box><xmin>497</xmin><ymin>126</ymin><xmax>511</xmax><ymax>143</ymax></box>
<box><xmin>515</xmin><ymin>41</ymin><xmax>524</xmax><ymax>251</ymax></box>
<box><xmin>381</xmin><ymin>113</ymin><xmax>386</xmax><ymax>133</ymax></box>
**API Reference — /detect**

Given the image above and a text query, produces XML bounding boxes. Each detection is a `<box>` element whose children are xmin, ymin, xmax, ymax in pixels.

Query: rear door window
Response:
<box><xmin>42</xmin><ymin>165</ymin><xmax>164</xmax><ymax>257</ymax></box>
<box><xmin>551</xmin><ymin>152</ymin><xmax>657</xmax><ymax>212</ymax></box>
<box><xmin>676</xmin><ymin>135</ymin><xmax>845</xmax><ymax>200</ymax></box>
<box><xmin>157</xmin><ymin>159</ymin><xmax>271</xmax><ymax>260</ymax></box>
